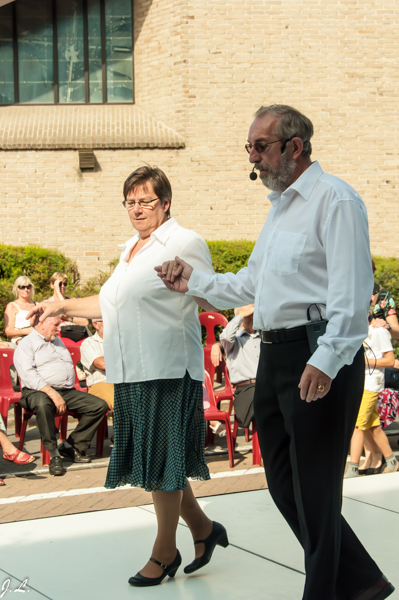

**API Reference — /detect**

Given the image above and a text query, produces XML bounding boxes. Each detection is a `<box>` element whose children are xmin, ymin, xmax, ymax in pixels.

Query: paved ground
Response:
<box><xmin>0</xmin><ymin>413</ymin><xmax>267</xmax><ymax>524</ymax></box>
<box><xmin>2</xmin><ymin>409</ymin><xmax>398</xmax><ymax>526</ymax></box>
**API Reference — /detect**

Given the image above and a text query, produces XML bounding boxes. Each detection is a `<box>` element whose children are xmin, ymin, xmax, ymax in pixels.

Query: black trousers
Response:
<box><xmin>19</xmin><ymin>387</ymin><xmax>108</xmax><ymax>452</ymax></box>
<box><xmin>254</xmin><ymin>338</ymin><xmax>382</xmax><ymax>600</ymax></box>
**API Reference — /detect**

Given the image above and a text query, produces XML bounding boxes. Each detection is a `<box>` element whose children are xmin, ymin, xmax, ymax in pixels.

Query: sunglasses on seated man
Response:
<box><xmin>18</xmin><ymin>285</ymin><xmax>32</xmax><ymax>290</ymax></box>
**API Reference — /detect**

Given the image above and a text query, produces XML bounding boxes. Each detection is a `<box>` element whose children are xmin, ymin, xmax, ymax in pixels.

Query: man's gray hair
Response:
<box><xmin>254</xmin><ymin>104</ymin><xmax>314</xmax><ymax>158</ymax></box>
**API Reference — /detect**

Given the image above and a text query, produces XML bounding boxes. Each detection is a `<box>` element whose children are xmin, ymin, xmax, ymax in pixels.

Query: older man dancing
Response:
<box><xmin>157</xmin><ymin>105</ymin><xmax>394</xmax><ymax>600</ymax></box>
<box><xmin>14</xmin><ymin>316</ymin><xmax>108</xmax><ymax>476</ymax></box>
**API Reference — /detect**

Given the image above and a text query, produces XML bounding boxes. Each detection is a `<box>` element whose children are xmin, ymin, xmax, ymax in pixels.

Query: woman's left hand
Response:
<box><xmin>155</xmin><ymin>256</ymin><xmax>193</xmax><ymax>293</ymax></box>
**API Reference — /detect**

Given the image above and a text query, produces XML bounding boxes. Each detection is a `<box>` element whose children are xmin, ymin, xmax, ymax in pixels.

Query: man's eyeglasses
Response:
<box><xmin>18</xmin><ymin>285</ymin><xmax>32</xmax><ymax>290</ymax></box>
<box><xmin>245</xmin><ymin>139</ymin><xmax>290</xmax><ymax>154</ymax></box>
<box><xmin>59</xmin><ymin>282</ymin><xmax>68</xmax><ymax>287</ymax></box>
<box><xmin>123</xmin><ymin>198</ymin><xmax>159</xmax><ymax>210</ymax></box>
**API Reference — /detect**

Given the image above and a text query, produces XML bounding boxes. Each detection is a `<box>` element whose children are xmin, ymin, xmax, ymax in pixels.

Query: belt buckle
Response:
<box><xmin>261</xmin><ymin>331</ymin><xmax>272</xmax><ymax>344</ymax></box>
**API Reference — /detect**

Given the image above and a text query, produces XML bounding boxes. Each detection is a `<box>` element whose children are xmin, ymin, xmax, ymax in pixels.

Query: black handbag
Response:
<box><xmin>384</xmin><ymin>368</ymin><xmax>399</xmax><ymax>391</ymax></box>
<box><xmin>60</xmin><ymin>324</ymin><xmax>88</xmax><ymax>342</ymax></box>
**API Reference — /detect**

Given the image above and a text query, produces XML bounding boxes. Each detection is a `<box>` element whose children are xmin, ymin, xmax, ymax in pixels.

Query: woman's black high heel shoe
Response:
<box><xmin>128</xmin><ymin>550</ymin><xmax>181</xmax><ymax>587</ymax></box>
<box><xmin>184</xmin><ymin>521</ymin><xmax>229</xmax><ymax>574</ymax></box>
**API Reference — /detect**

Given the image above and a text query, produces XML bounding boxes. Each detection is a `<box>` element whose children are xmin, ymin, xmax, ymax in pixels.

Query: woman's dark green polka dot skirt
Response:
<box><xmin>104</xmin><ymin>371</ymin><xmax>210</xmax><ymax>492</ymax></box>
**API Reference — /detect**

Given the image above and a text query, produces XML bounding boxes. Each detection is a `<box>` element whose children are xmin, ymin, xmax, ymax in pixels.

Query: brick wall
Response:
<box><xmin>1</xmin><ymin>0</ymin><xmax>398</xmax><ymax>280</ymax></box>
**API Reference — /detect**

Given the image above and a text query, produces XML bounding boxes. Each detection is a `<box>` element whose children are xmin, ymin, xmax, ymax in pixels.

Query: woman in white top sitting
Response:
<box><xmin>4</xmin><ymin>276</ymin><xmax>36</xmax><ymax>344</ymax></box>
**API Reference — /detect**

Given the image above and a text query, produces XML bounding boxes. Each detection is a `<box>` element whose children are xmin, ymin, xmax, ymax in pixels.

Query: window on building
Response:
<box><xmin>0</xmin><ymin>0</ymin><xmax>133</xmax><ymax>104</ymax></box>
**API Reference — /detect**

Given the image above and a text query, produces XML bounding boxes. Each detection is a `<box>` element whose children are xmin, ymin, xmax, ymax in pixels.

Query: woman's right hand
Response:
<box><xmin>26</xmin><ymin>301</ymin><xmax>67</xmax><ymax>326</ymax></box>
<box><xmin>154</xmin><ymin>256</ymin><xmax>193</xmax><ymax>293</ymax></box>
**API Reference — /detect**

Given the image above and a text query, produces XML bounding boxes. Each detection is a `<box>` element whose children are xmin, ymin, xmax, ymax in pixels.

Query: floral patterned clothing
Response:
<box><xmin>371</xmin><ymin>282</ymin><xmax>397</xmax><ymax>320</ymax></box>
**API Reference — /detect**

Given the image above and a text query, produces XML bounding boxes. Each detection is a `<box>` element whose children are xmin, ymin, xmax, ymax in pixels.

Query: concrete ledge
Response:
<box><xmin>0</xmin><ymin>105</ymin><xmax>185</xmax><ymax>150</ymax></box>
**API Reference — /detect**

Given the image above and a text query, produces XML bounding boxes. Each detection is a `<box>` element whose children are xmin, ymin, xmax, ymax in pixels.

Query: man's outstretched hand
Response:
<box><xmin>155</xmin><ymin>256</ymin><xmax>194</xmax><ymax>293</ymax></box>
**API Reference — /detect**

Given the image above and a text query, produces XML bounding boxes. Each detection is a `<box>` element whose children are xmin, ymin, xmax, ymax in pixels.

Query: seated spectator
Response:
<box><xmin>46</xmin><ymin>272</ymin><xmax>89</xmax><ymax>341</ymax></box>
<box><xmin>80</xmin><ymin>319</ymin><xmax>114</xmax><ymax>411</ymax></box>
<box><xmin>212</xmin><ymin>305</ymin><xmax>260</xmax><ymax>430</ymax></box>
<box><xmin>14</xmin><ymin>316</ymin><xmax>108</xmax><ymax>477</ymax></box>
<box><xmin>0</xmin><ymin>413</ymin><xmax>34</xmax><ymax>485</ymax></box>
<box><xmin>345</xmin><ymin>317</ymin><xmax>398</xmax><ymax>478</ymax></box>
<box><xmin>4</xmin><ymin>276</ymin><xmax>36</xmax><ymax>344</ymax></box>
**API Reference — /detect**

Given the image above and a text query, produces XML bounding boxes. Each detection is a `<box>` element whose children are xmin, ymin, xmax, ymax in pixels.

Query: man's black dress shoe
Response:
<box><xmin>350</xmin><ymin>575</ymin><xmax>394</xmax><ymax>600</ymax></box>
<box><xmin>49</xmin><ymin>456</ymin><xmax>66</xmax><ymax>476</ymax></box>
<box><xmin>58</xmin><ymin>443</ymin><xmax>91</xmax><ymax>463</ymax></box>
<box><xmin>184</xmin><ymin>521</ymin><xmax>229</xmax><ymax>574</ymax></box>
<box><xmin>128</xmin><ymin>550</ymin><xmax>181</xmax><ymax>587</ymax></box>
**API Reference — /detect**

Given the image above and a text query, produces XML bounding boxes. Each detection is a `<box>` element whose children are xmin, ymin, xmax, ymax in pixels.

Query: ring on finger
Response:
<box><xmin>317</xmin><ymin>384</ymin><xmax>325</xmax><ymax>393</ymax></box>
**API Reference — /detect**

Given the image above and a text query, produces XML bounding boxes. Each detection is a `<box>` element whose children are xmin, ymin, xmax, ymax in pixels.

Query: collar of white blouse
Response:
<box><xmin>121</xmin><ymin>217</ymin><xmax>179</xmax><ymax>262</ymax></box>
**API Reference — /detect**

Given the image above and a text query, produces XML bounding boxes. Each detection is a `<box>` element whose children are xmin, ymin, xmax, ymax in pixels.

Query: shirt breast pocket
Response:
<box><xmin>268</xmin><ymin>231</ymin><xmax>307</xmax><ymax>276</ymax></box>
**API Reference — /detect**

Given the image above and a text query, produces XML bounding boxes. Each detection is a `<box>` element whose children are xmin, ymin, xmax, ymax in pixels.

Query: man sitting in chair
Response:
<box><xmin>14</xmin><ymin>316</ymin><xmax>108</xmax><ymax>476</ymax></box>
<box><xmin>211</xmin><ymin>305</ymin><xmax>260</xmax><ymax>429</ymax></box>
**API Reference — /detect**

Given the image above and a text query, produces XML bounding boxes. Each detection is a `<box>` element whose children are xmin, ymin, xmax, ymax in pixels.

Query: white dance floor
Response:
<box><xmin>1</xmin><ymin>473</ymin><xmax>398</xmax><ymax>600</ymax></box>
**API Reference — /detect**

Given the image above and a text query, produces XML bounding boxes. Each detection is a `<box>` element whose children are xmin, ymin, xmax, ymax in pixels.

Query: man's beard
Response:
<box><xmin>256</xmin><ymin>153</ymin><xmax>296</xmax><ymax>192</ymax></box>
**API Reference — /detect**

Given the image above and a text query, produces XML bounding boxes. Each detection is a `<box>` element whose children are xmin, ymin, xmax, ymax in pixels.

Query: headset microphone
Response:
<box><xmin>249</xmin><ymin>166</ymin><xmax>258</xmax><ymax>181</ymax></box>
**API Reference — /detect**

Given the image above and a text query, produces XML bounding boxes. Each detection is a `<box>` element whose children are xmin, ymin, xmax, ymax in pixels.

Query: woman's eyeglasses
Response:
<box><xmin>18</xmin><ymin>285</ymin><xmax>32</xmax><ymax>290</ymax></box>
<box><xmin>123</xmin><ymin>198</ymin><xmax>159</xmax><ymax>209</ymax></box>
<box><xmin>59</xmin><ymin>282</ymin><xmax>68</xmax><ymax>287</ymax></box>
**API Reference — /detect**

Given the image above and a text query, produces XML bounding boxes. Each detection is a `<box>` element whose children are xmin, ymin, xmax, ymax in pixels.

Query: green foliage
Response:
<box><xmin>207</xmin><ymin>240</ymin><xmax>255</xmax><ymax>275</ymax></box>
<box><xmin>0</xmin><ymin>244</ymin><xmax>80</xmax><ymax>294</ymax></box>
<box><xmin>0</xmin><ymin>243</ymin><xmax>80</xmax><ymax>339</ymax></box>
<box><xmin>373</xmin><ymin>257</ymin><xmax>399</xmax><ymax>311</ymax></box>
<box><xmin>74</xmin><ymin>259</ymin><xmax>119</xmax><ymax>298</ymax></box>
<box><xmin>201</xmin><ymin>240</ymin><xmax>256</xmax><ymax>343</ymax></box>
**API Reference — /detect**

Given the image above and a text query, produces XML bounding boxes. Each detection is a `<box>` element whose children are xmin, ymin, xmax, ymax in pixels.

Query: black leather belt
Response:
<box><xmin>260</xmin><ymin>325</ymin><xmax>307</xmax><ymax>344</ymax></box>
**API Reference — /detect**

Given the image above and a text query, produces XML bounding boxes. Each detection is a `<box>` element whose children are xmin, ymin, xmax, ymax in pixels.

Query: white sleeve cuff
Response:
<box><xmin>307</xmin><ymin>345</ymin><xmax>345</xmax><ymax>380</ymax></box>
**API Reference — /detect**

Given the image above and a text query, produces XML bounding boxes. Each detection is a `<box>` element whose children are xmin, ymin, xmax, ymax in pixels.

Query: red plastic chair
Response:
<box><xmin>203</xmin><ymin>371</ymin><xmax>235</xmax><ymax>468</ymax></box>
<box><xmin>199</xmin><ymin>312</ymin><xmax>228</xmax><ymax>384</ymax></box>
<box><xmin>60</xmin><ymin>337</ymin><xmax>86</xmax><ymax>348</ymax></box>
<box><xmin>213</xmin><ymin>357</ymin><xmax>235</xmax><ymax>413</ymax></box>
<box><xmin>58</xmin><ymin>345</ymin><xmax>108</xmax><ymax>454</ymax></box>
<box><xmin>0</xmin><ymin>348</ymin><xmax>22</xmax><ymax>431</ymax></box>
<box><xmin>232</xmin><ymin>415</ymin><xmax>262</xmax><ymax>466</ymax></box>
<box><xmin>64</xmin><ymin>346</ymin><xmax>88</xmax><ymax>392</ymax></box>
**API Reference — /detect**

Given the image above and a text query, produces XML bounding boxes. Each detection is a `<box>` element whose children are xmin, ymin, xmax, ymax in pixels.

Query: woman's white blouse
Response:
<box><xmin>99</xmin><ymin>218</ymin><xmax>214</xmax><ymax>384</ymax></box>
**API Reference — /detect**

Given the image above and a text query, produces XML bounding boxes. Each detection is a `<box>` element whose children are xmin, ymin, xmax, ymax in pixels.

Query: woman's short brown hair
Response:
<box><xmin>123</xmin><ymin>166</ymin><xmax>172</xmax><ymax>218</ymax></box>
